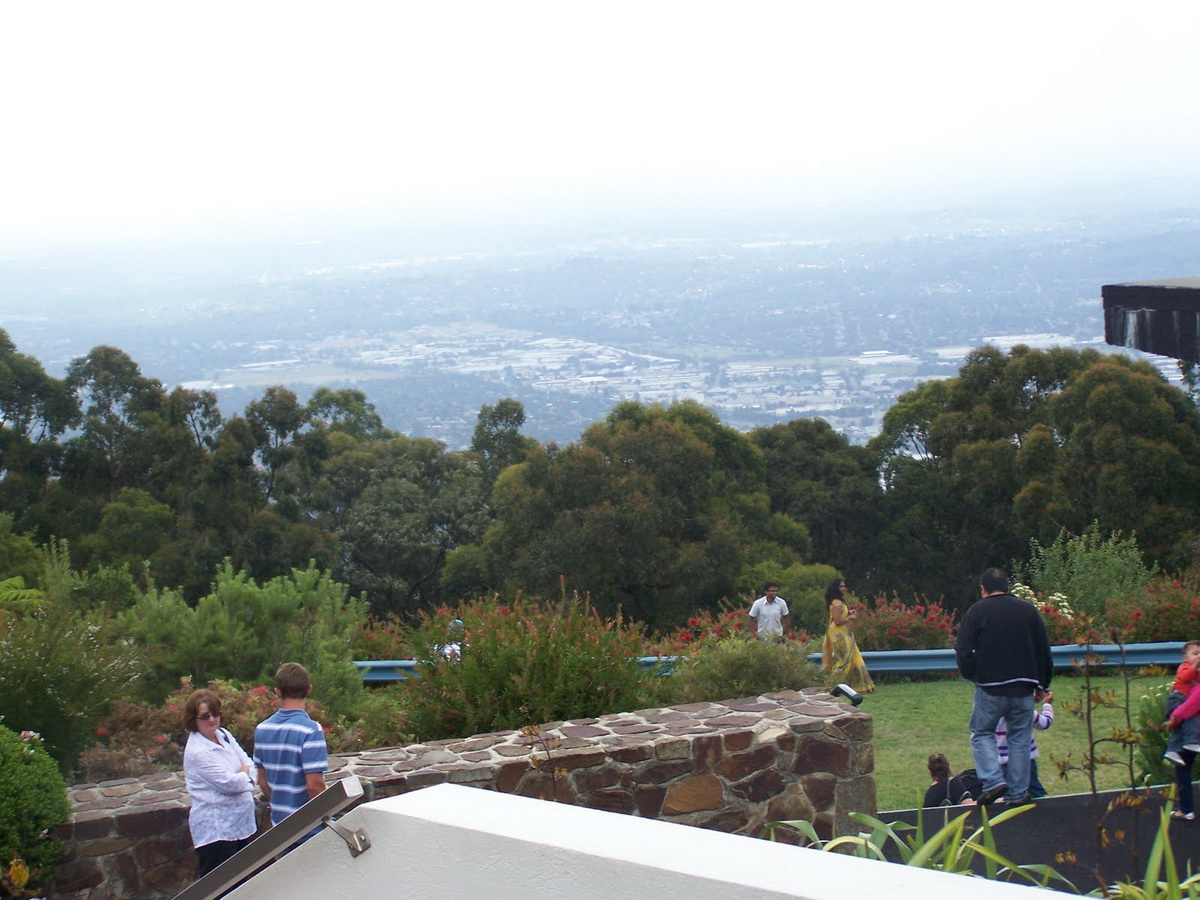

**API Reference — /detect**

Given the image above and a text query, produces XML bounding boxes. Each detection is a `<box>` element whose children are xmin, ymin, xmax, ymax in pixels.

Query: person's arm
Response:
<box><xmin>1170</xmin><ymin>688</ymin><xmax>1200</xmax><ymax>727</ymax></box>
<box><xmin>191</xmin><ymin>745</ymin><xmax>254</xmax><ymax>795</ymax></box>
<box><xmin>302</xmin><ymin>723</ymin><xmax>330</xmax><ymax>801</ymax></box>
<box><xmin>954</xmin><ymin>610</ymin><xmax>978</xmax><ymax>680</ymax></box>
<box><xmin>257</xmin><ymin>768</ymin><xmax>271</xmax><ymax>801</ymax></box>
<box><xmin>831</xmin><ymin>600</ymin><xmax>852</xmax><ymax>626</ymax></box>
<box><xmin>1035</xmin><ymin>615</ymin><xmax>1053</xmax><ymax>690</ymax></box>
<box><xmin>305</xmin><ymin>773</ymin><xmax>327</xmax><ymax>800</ymax></box>
<box><xmin>1034</xmin><ymin>702</ymin><xmax>1054</xmax><ymax>729</ymax></box>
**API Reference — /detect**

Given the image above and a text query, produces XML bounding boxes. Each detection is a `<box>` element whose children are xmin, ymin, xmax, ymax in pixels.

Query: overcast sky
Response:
<box><xmin>3</xmin><ymin>2</ymin><xmax>1199</xmax><ymax>243</ymax></box>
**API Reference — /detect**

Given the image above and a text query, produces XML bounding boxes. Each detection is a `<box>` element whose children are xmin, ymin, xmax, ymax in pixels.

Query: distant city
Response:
<box><xmin>2</xmin><ymin>202</ymin><xmax>1196</xmax><ymax>447</ymax></box>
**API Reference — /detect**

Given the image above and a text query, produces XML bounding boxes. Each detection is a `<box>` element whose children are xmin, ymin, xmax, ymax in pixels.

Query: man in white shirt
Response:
<box><xmin>748</xmin><ymin>582</ymin><xmax>789</xmax><ymax>640</ymax></box>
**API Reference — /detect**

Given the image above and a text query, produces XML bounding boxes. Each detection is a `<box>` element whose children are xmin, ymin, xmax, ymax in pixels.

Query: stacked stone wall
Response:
<box><xmin>52</xmin><ymin>689</ymin><xmax>872</xmax><ymax>898</ymax></box>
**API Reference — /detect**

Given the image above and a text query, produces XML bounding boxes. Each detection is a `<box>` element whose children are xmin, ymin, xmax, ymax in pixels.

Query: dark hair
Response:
<box><xmin>824</xmin><ymin>578</ymin><xmax>846</xmax><ymax>606</ymax></box>
<box><xmin>763</xmin><ymin>582</ymin><xmax>779</xmax><ymax>592</ymax></box>
<box><xmin>1184</xmin><ymin>640</ymin><xmax>1200</xmax><ymax>655</ymax></box>
<box><xmin>979</xmin><ymin>567</ymin><xmax>1008</xmax><ymax>595</ymax></box>
<box><xmin>184</xmin><ymin>689</ymin><xmax>221</xmax><ymax>733</ymax></box>
<box><xmin>927</xmin><ymin>753</ymin><xmax>951</xmax><ymax>782</ymax></box>
<box><xmin>275</xmin><ymin>662</ymin><xmax>312</xmax><ymax>700</ymax></box>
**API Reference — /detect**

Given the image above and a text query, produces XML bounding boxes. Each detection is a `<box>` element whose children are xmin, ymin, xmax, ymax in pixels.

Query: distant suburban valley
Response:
<box><xmin>2</xmin><ymin>199</ymin><xmax>1197</xmax><ymax>447</ymax></box>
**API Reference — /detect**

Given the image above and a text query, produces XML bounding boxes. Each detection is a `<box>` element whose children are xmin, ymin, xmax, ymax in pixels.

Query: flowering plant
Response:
<box><xmin>851</xmin><ymin>593</ymin><xmax>956</xmax><ymax>651</ymax></box>
<box><xmin>1106</xmin><ymin>575</ymin><xmax>1200</xmax><ymax>643</ymax></box>
<box><xmin>647</xmin><ymin>600</ymin><xmax>810</xmax><ymax>657</ymax></box>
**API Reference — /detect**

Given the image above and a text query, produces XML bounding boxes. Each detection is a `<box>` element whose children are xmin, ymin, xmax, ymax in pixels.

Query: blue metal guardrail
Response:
<box><xmin>355</xmin><ymin>641</ymin><xmax>1185</xmax><ymax>684</ymax></box>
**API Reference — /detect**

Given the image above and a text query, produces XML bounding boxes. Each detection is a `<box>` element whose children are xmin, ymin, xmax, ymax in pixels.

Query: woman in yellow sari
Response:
<box><xmin>821</xmin><ymin>578</ymin><xmax>875</xmax><ymax>692</ymax></box>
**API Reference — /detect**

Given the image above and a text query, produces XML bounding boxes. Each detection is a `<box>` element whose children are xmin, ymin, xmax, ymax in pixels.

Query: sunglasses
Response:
<box><xmin>196</xmin><ymin>712</ymin><xmax>221</xmax><ymax>722</ymax></box>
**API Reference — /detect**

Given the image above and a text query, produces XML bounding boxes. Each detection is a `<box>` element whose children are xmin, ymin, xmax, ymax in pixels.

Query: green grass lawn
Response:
<box><xmin>869</xmin><ymin>673</ymin><xmax>1167</xmax><ymax>811</ymax></box>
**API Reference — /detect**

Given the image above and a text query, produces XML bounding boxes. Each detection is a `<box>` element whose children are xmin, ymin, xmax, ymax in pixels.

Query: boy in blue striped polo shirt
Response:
<box><xmin>254</xmin><ymin>663</ymin><xmax>328</xmax><ymax>828</ymax></box>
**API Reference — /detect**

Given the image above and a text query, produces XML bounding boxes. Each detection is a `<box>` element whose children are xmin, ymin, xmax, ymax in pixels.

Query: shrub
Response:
<box><xmin>0</xmin><ymin>723</ymin><xmax>70</xmax><ymax>896</ymax></box>
<box><xmin>349</xmin><ymin>614</ymin><xmax>408</xmax><ymax>660</ymax></box>
<box><xmin>401</xmin><ymin>593</ymin><xmax>653</xmax><ymax>741</ymax></box>
<box><xmin>658</xmin><ymin>635</ymin><xmax>823</xmax><ymax>705</ymax></box>
<box><xmin>1010</xmin><ymin>583</ymin><xmax>1081</xmax><ymax>645</ymax></box>
<box><xmin>851</xmin><ymin>593</ymin><xmax>956</xmax><ymax>651</ymax></box>
<box><xmin>1106</xmin><ymin>575</ymin><xmax>1200</xmax><ymax>643</ymax></box>
<box><xmin>0</xmin><ymin>605</ymin><xmax>140</xmax><ymax>775</ymax></box>
<box><xmin>83</xmin><ymin>675</ymin><xmax>411</xmax><ymax>779</ymax></box>
<box><xmin>117</xmin><ymin>562</ymin><xmax>368</xmax><ymax>719</ymax></box>
<box><xmin>1133</xmin><ymin>677</ymin><xmax>1174</xmax><ymax>787</ymax></box>
<box><xmin>649</xmin><ymin>599</ymin><xmax>812</xmax><ymax>656</ymax></box>
<box><xmin>1013</xmin><ymin>526</ymin><xmax>1155</xmax><ymax>619</ymax></box>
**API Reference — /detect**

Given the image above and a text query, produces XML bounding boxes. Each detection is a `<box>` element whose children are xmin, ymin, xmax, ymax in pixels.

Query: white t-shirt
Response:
<box><xmin>749</xmin><ymin>596</ymin><xmax>789</xmax><ymax>635</ymax></box>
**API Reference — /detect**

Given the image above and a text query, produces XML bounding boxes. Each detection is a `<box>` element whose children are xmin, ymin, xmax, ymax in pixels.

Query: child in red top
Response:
<box><xmin>1163</xmin><ymin>640</ymin><xmax>1200</xmax><ymax>767</ymax></box>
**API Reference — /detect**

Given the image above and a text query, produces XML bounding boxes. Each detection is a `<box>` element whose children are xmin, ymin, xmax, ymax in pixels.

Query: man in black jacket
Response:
<box><xmin>955</xmin><ymin>567</ymin><xmax>1053</xmax><ymax>805</ymax></box>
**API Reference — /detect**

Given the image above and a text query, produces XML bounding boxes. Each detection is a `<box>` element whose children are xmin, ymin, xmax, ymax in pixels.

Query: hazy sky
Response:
<box><xmin>3</xmin><ymin>2</ymin><xmax>1199</xmax><ymax>243</ymax></box>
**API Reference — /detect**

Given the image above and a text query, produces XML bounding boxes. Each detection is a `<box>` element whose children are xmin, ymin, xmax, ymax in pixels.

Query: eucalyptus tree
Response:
<box><xmin>482</xmin><ymin>400</ymin><xmax>801</xmax><ymax>627</ymax></box>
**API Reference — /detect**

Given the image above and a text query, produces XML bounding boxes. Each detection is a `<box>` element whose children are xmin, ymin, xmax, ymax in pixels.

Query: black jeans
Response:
<box><xmin>196</xmin><ymin>837</ymin><xmax>251</xmax><ymax>877</ymax></box>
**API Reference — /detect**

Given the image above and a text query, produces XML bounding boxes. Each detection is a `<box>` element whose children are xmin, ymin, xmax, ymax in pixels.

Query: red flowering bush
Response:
<box><xmin>80</xmin><ymin>675</ymin><xmax>407</xmax><ymax>781</ymax></box>
<box><xmin>851</xmin><ymin>593</ymin><xmax>956</xmax><ymax>651</ymax></box>
<box><xmin>1105</xmin><ymin>575</ymin><xmax>1200</xmax><ymax>643</ymax></box>
<box><xmin>1036</xmin><ymin>601</ymin><xmax>1085</xmax><ymax>645</ymax></box>
<box><xmin>647</xmin><ymin>601</ymin><xmax>810</xmax><ymax>656</ymax></box>
<box><xmin>350</xmin><ymin>614</ymin><xmax>410</xmax><ymax>659</ymax></box>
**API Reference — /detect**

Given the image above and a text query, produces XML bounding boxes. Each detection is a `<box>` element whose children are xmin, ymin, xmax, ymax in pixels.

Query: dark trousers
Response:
<box><xmin>1174</xmin><ymin>750</ymin><xmax>1197</xmax><ymax>815</ymax></box>
<box><xmin>196</xmin><ymin>837</ymin><xmax>251</xmax><ymax>877</ymax></box>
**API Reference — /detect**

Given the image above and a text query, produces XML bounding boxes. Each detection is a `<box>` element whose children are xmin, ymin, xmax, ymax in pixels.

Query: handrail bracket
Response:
<box><xmin>322</xmin><ymin>816</ymin><xmax>371</xmax><ymax>857</ymax></box>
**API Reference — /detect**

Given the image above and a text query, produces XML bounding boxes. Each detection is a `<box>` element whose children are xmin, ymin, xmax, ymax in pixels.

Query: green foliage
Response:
<box><xmin>484</xmin><ymin>400</ymin><xmax>779</xmax><ymax>628</ymax></box>
<box><xmin>118</xmin><ymin>561</ymin><xmax>368</xmax><ymax>718</ymax></box>
<box><xmin>0</xmin><ymin>513</ymin><xmax>43</xmax><ymax>586</ymax></box>
<box><xmin>764</xmin><ymin>804</ymin><xmax>1069</xmax><ymax>890</ymax></box>
<box><xmin>0</xmin><ymin>601</ymin><xmax>140</xmax><ymax>774</ymax></box>
<box><xmin>659</xmin><ymin>635</ymin><xmax>823</xmax><ymax>705</ymax></box>
<box><xmin>738</xmin><ymin>561</ymin><xmax>839</xmax><ymax>636</ymax></box>
<box><xmin>1098</xmin><ymin>808</ymin><xmax>1200</xmax><ymax>898</ymax></box>
<box><xmin>0</xmin><ymin>723</ymin><xmax>70</xmax><ymax>895</ymax></box>
<box><xmin>401</xmin><ymin>593</ymin><xmax>653</xmax><ymax>741</ymax></box>
<box><xmin>333</xmin><ymin>436</ymin><xmax>491</xmax><ymax>616</ymax></box>
<box><xmin>1132</xmin><ymin>679</ymin><xmax>1174</xmax><ymax>788</ymax></box>
<box><xmin>0</xmin><ymin>576</ymin><xmax>44</xmax><ymax>613</ymax></box>
<box><xmin>750</xmin><ymin>417</ymin><xmax>883</xmax><ymax>591</ymax></box>
<box><xmin>1015</xmin><ymin>526</ymin><xmax>1156</xmax><ymax>618</ymax></box>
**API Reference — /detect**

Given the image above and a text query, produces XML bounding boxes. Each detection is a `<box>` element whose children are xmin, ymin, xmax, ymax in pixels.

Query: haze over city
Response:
<box><xmin>2</xmin><ymin>3</ymin><xmax>1199</xmax><ymax>447</ymax></box>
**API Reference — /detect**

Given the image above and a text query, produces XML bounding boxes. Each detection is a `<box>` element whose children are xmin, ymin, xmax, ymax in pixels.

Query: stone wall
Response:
<box><xmin>52</xmin><ymin>689</ymin><xmax>872</xmax><ymax>898</ymax></box>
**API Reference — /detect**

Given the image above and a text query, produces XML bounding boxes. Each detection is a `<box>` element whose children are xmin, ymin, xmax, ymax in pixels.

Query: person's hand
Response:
<box><xmin>1037</xmin><ymin>690</ymin><xmax>1053</xmax><ymax>703</ymax></box>
<box><xmin>1167</xmin><ymin>718</ymin><xmax>1181</xmax><ymax>731</ymax></box>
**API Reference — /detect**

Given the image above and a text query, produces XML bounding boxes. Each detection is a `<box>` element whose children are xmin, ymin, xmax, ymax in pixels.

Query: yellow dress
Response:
<box><xmin>822</xmin><ymin>599</ymin><xmax>875</xmax><ymax>692</ymax></box>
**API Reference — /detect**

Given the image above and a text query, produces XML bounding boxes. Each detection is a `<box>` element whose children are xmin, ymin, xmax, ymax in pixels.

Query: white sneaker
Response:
<box><xmin>1185</xmin><ymin>744</ymin><xmax>1200</xmax><ymax>753</ymax></box>
<box><xmin>1165</xmin><ymin>750</ymin><xmax>1187</xmax><ymax>766</ymax></box>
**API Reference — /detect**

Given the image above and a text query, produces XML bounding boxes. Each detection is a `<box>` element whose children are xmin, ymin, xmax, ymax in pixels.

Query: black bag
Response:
<box><xmin>947</xmin><ymin>768</ymin><xmax>982</xmax><ymax>804</ymax></box>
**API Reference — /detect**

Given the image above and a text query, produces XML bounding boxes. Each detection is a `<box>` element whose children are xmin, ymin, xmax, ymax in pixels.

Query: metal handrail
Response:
<box><xmin>355</xmin><ymin>642</ymin><xmax>1185</xmax><ymax>683</ymax></box>
<box><xmin>172</xmin><ymin>774</ymin><xmax>367</xmax><ymax>900</ymax></box>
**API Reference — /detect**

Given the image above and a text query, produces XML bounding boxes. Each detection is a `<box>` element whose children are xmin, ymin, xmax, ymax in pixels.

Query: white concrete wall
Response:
<box><xmin>228</xmin><ymin>784</ymin><xmax>1067</xmax><ymax>899</ymax></box>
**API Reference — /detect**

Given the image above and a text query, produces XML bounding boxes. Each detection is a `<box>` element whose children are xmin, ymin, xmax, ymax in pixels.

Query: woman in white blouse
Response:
<box><xmin>183</xmin><ymin>689</ymin><xmax>258</xmax><ymax>877</ymax></box>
